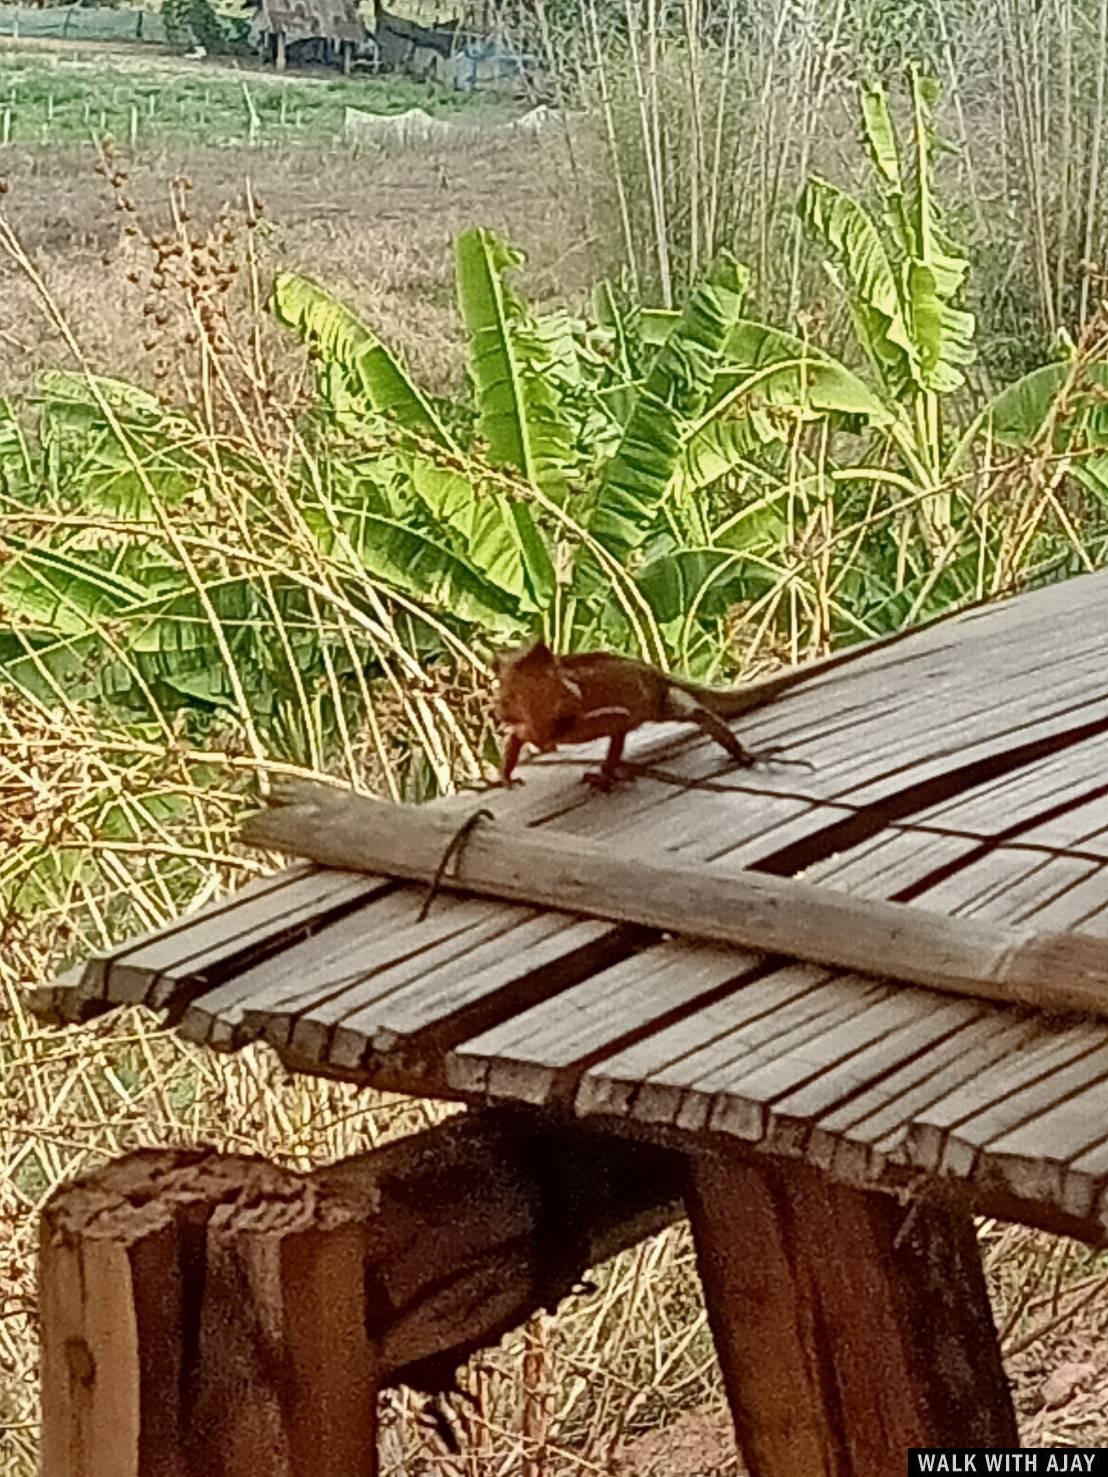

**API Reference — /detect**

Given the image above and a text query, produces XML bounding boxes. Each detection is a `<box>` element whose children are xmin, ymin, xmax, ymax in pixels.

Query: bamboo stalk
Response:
<box><xmin>1079</xmin><ymin>0</ymin><xmax>1108</xmax><ymax>326</ymax></box>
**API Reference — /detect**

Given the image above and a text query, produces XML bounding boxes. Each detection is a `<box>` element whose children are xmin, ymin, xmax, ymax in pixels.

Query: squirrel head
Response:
<box><xmin>493</xmin><ymin>641</ymin><xmax>579</xmax><ymax>750</ymax></box>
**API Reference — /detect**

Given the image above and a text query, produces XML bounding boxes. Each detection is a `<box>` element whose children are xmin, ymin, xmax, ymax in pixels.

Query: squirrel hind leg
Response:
<box><xmin>667</xmin><ymin>689</ymin><xmax>757</xmax><ymax>765</ymax></box>
<box><xmin>673</xmin><ymin>693</ymin><xmax>802</xmax><ymax>769</ymax></box>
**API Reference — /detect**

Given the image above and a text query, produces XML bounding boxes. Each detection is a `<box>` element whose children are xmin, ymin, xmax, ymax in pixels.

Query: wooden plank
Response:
<box><xmin>578</xmin><ymin>970</ymin><xmax>884</xmax><ymax>1130</ymax></box>
<box><xmin>194</xmin><ymin>890</ymin><xmax>498</xmax><ymax>1053</ymax></box>
<box><xmin>916</xmin><ymin>853</ymin><xmax>1100</xmax><ymax>924</ymax></box>
<box><xmin>582</xmin><ymin>850</ymin><xmax>1107</xmax><ymax>1175</ymax></box>
<box><xmin>79</xmin><ymin>864</ymin><xmax>390</xmax><ymax>1014</ymax></box>
<box><xmin>806</xmin><ymin>1013</ymin><xmax>1043</xmax><ymax>1181</ymax></box>
<box><xmin>177</xmin><ymin>887</ymin><xmax>447</xmax><ymax>1047</ymax></box>
<box><xmin>720</xmin><ymin>862</ymin><xmax>1108</xmax><ymax>1169</ymax></box>
<box><xmin>900</xmin><ymin>1026</ymin><xmax>1108</xmax><ymax>1175</ymax></box>
<box><xmin>451</xmin><ymin>942</ymin><xmax>761</xmax><ymax>1105</ymax></box>
<box><xmin>803</xmin><ymin>830</ymin><xmax>977</xmax><ymax>894</ymax></box>
<box><xmin>964</xmin><ymin>1060</ymin><xmax>1108</xmax><ymax>1217</ymax></box>
<box><xmin>512</xmin><ymin>657</ymin><xmax>1108</xmax><ymax>909</ymax></box>
<box><xmin>698</xmin><ymin>991</ymin><xmax>975</xmax><ymax>1145</ymax></box>
<box><xmin>276</xmin><ymin>902</ymin><xmax>548</xmax><ymax>1061</ymax></box>
<box><xmin>572</xmin><ymin>964</ymin><xmax>841</xmax><ymax>1122</ymax></box>
<box><xmin>323</xmin><ymin>911</ymin><xmax>630</xmax><ymax>1073</ymax></box>
<box><xmin>740</xmin><ymin>995</ymin><xmax>985</xmax><ymax>1157</ymax></box>
<box><xmin>239</xmin><ymin>783</ymin><xmax>1108</xmax><ymax>1022</ymax></box>
<box><xmin>668</xmin><ymin>641</ymin><xmax>1108</xmax><ymax>810</ymax></box>
<box><xmin>908</xmin><ymin>730</ymin><xmax>1108</xmax><ymax>836</ymax></box>
<box><xmin>798</xmin><ymin>856</ymin><xmax>1108</xmax><ymax>1189</ymax></box>
<box><xmin>686</xmin><ymin>1155</ymin><xmax>1018</xmax><ymax>1477</ymax></box>
<box><xmin>1066</xmin><ymin>1134</ymin><xmax>1108</xmax><ymax>1225</ymax></box>
<box><xmin>815</xmin><ymin>848</ymin><xmax>1108</xmax><ymax>1192</ymax></box>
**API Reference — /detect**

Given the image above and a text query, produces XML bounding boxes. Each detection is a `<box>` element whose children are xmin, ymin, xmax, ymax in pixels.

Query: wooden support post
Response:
<box><xmin>39</xmin><ymin>1111</ymin><xmax>682</xmax><ymax>1477</ymax></box>
<box><xmin>39</xmin><ymin>1148</ymin><xmax>381</xmax><ymax>1477</ymax></box>
<box><xmin>274</xmin><ymin>28</ymin><xmax>286</xmax><ymax>70</ymax></box>
<box><xmin>686</xmin><ymin>1155</ymin><xmax>1018</xmax><ymax>1477</ymax></box>
<box><xmin>342</xmin><ymin>39</ymin><xmax>353</xmax><ymax>73</ymax></box>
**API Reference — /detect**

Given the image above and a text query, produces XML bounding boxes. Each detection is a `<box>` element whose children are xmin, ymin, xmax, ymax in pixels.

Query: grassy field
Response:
<box><xmin>0</xmin><ymin>32</ymin><xmax>581</xmax><ymax>404</ymax></box>
<box><xmin>0</xmin><ymin>41</ymin><xmax>500</xmax><ymax>149</ymax></box>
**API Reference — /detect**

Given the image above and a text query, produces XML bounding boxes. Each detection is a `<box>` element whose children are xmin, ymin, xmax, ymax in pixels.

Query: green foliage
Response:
<box><xmin>593</xmin><ymin>255</ymin><xmax>749</xmax><ymax>562</ymax></box>
<box><xmin>162</xmin><ymin>0</ymin><xmax>225</xmax><ymax>52</ymax></box>
<box><xmin>7</xmin><ymin>76</ymin><xmax>1108</xmax><ymax>794</ymax></box>
<box><xmin>455</xmin><ymin>228</ymin><xmax>579</xmax><ymax>497</ymax></box>
<box><xmin>799</xmin><ymin>72</ymin><xmax>974</xmax><ymax>410</ymax></box>
<box><xmin>271</xmin><ymin>272</ymin><xmax>457</xmax><ymax>451</ymax></box>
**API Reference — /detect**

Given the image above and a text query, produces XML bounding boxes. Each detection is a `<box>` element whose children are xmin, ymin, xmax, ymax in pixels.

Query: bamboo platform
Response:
<box><xmin>33</xmin><ymin>565</ymin><xmax>1108</xmax><ymax>1476</ymax></box>
<box><xmin>40</xmin><ymin>565</ymin><xmax>1108</xmax><ymax>1245</ymax></box>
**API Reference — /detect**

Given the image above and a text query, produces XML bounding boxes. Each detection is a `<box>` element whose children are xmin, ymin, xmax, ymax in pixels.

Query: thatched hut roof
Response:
<box><xmin>250</xmin><ymin>0</ymin><xmax>365</xmax><ymax>44</ymax></box>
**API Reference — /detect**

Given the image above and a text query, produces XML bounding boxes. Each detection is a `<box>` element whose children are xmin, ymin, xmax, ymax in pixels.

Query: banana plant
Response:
<box><xmin>9</xmin><ymin>188</ymin><xmax>1108</xmax><ymax>763</ymax></box>
<box><xmin>798</xmin><ymin>68</ymin><xmax>975</xmax><ymax>537</ymax></box>
<box><xmin>272</xmin><ymin>237</ymin><xmax>791</xmax><ymax>666</ymax></box>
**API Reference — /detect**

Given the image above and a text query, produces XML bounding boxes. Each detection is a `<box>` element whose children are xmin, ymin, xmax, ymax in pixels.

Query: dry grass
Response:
<box><xmin>2</xmin><ymin>104</ymin><xmax>1108</xmax><ymax>1477</ymax></box>
<box><xmin>0</xmin><ymin>130</ymin><xmax>598</xmax><ymax>404</ymax></box>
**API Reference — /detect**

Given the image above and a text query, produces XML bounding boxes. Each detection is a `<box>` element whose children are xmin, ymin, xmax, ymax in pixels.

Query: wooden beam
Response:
<box><xmin>39</xmin><ymin>1111</ymin><xmax>683</xmax><ymax>1477</ymax></box>
<box><xmin>686</xmin><ymin>1155</ymin><xmax>1018</xmax><ymax>1476</ymax></box>
<box><xmin>241</xmin><ymin>780</ymin><xmax>1108</xmax><ymax>1023</ymax></box>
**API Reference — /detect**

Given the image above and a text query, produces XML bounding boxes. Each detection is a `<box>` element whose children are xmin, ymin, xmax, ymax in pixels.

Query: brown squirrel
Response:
<box><xmin>493</xmin><ymin>642</ymin><xmax>806</xmax><ymax>789</ymax></box>
<box><xmin>493</xmin><ymin>597</ymin><xmax>996</xmax><ymax>788</ymax></box>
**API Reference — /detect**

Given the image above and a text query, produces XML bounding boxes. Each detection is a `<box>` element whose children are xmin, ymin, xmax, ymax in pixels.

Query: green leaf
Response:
<box><xmin>591</xmin><ymin>252</ymin><xmax>750</xmax><ymax>562</ymax></box>
<box><xmin>680</xmin><ymin>414</ymin><xmax>787</xmax><ymax>495</ymax></box>
<box><xmin>948</xmin><ymin>360</ymin><xmax>1108</xmax><ymax>472</ymax></box>
<box><xmin>303</xmin><ymin>493</ymin><xmax>527</xmax><ymax>632</ymax></box>
<box><xmin>860</xmin><ymin>84</ymin><xmax>902</xmax><ymax>192</ymax></box>
<box><xmin>0</xmin><ymin>537</ymin><xmax>146</xmax><ymax>637</ymax></box>
<box><xmin>38</xmin><ymin>369</ymin><xmax>163</xmax><ymax>416</ymax></box>
<box><xmin>715</xmin><ymin>320</ymin><xmax>892</xmax><ymax>427</ymax></box>
<box><xmin>0</xmin><ymin>397</ymin><xmax>33</xmax><ymax>484</ymax></box>
<box><xmin>799</xmin><ymin>176</ymin><xmax>917</xmax><ymax>391</ymax></box>
<box><xmin>271</xmin><ymin>272</ymin><xmax>457</xmax><ymax>451</ymax></box>
<box><xmin>406</xmin><ymin>456</ymin><xmax>552</xmax><ymax>610</ymax></box>
<box><xmin>799</xmin><ymin>73</ymin><xmax>976</xmax><ymax>403</ymax></box>
<box><xmin>352</xmin><ymin>514</ymin><xmax>528</xmax><ymax>631</ymax></box>
<box><xmin>634</xmin><ymin>313</ymin><xmax>891</xmax><ymax>431</ymax></box>
<box><xmin>34</xmin><ymin>372</ymin><xmax>201</xmax><ymax>519</ymax></box>
<box><xmin>455</xmin><ymin>227</ymin><xmax>577</xmax><ymax>494</ymax></box>
<box><xmin>635</xmin><ymin>546</ymin><xmax>773</xmax><ymax>623</ymax></box>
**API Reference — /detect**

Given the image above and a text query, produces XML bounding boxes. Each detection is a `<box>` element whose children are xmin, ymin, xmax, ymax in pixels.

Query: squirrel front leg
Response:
<box><xmin>499</xmin><ymin>731</ymin><xmax>526</xmax><ymax>786</ymax></box>
<box><xmin>583</xmin><ymin>731</ymin><xmax>628</xmax><ymax>791</ymax></box>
